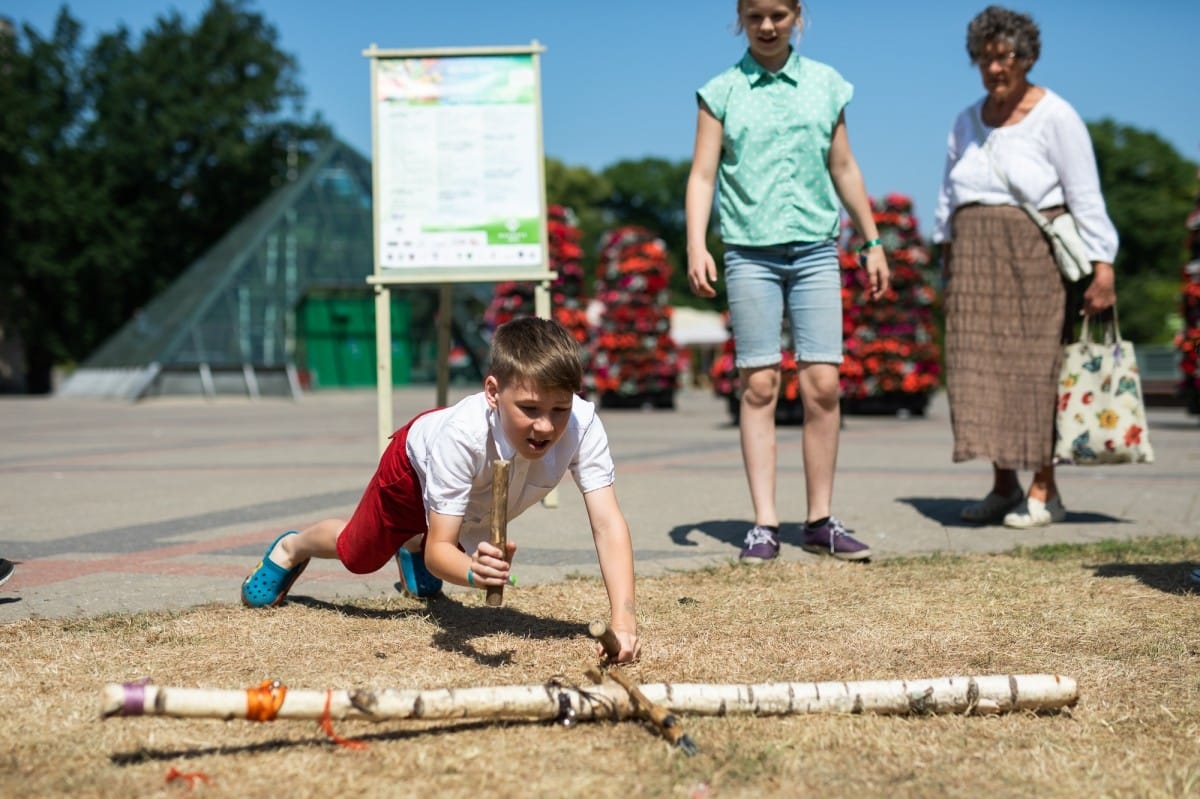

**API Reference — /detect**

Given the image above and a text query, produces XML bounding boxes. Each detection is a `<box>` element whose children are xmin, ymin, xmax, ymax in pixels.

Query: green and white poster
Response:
<box><xmin>370</xmin><ymin>47</ymin><xmax>548</xmax><ymax>279</ymax></box>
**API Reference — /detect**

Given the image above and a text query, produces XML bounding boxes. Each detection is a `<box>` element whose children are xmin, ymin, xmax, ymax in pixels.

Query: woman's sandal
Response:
<box><xmin>241</xmin><ymin>531</ymin><xmax>309</xmax><ymax>608</ymax></box>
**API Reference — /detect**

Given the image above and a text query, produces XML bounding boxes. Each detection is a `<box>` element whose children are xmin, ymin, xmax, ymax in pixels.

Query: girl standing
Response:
<box><xmin>685</xmin><ymin>0</ymin><xmax>890</xmax><ymax>562</ymax></box>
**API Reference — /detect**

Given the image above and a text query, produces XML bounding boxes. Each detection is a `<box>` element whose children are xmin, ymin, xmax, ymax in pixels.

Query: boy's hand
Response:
<box><xmin>596</xmin><ymin>626</ymin><xmax>640</xmax><ymax>663</ymax></box>
<box><xmin>468</xmin><ymin>540</ymin><xmax>517</xmax><ymax>588</ymax></box>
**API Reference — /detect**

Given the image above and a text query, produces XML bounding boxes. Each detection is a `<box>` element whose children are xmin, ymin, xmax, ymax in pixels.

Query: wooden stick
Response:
<box><xmin>587</xmin><ymin>621</ymin><xmax>698</xmax><ymax>754</ymax></box>
<box><xmin>588</xmin><ymin>620</ymin><xmax>621</xmax><ymax>658</ymax></box>
<box><xmin>100</xmin><ymin>673</ymin><xmax>1079</xmax><ymax>723</ymax></box>
<box><xmin>486</xmin><ymin>459</ymin><xmax>511</xmax><ymax>607</ymax></box>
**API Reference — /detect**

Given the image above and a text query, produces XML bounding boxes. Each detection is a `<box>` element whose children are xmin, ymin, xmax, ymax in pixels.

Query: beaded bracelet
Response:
<box><xmin>857</xmin><ymin>237</ymin><xmax>882</xmax><ymax>267</ymax></box>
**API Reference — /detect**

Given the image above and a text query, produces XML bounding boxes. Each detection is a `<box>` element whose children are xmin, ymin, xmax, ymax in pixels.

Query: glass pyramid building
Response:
<box><xmin>57</xmin><ymin>139</ymin><xmax>491</xmax><ymax>399</ymax></box>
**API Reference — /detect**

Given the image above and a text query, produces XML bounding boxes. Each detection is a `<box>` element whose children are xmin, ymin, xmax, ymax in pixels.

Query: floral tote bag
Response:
<box><xmin>1054</xmin><ymin>310</ymin><xmax>1154</xmax><ymax>465</ymax></box>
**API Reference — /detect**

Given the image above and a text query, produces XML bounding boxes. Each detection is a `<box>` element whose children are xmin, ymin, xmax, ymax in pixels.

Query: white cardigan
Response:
<box><xmin>932</xmin><ymin>88</ymin><xmax>1119</xmax><ymax>263</ymax></box>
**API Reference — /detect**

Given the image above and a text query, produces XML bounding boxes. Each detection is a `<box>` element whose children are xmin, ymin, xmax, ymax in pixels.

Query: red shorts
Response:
<box><xmin>335</xmin><ymin>411</ymin><xmax>435</xmax><ymax>574</ymax></box>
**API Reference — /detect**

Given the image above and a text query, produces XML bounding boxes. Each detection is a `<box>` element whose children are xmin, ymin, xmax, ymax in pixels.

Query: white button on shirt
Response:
<box><xmin>404</xmin><ymin>392</ymin><xmax>616</xmax><ymax>555</ymax></box>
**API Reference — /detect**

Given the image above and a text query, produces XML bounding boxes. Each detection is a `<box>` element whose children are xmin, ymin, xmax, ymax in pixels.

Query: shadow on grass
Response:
<box><xmin>897</xmin><ymin>496</ymin><xmax>1129</xmax><ymax>528</ymax></box>
<box><xmin>110</xmin><ymin>719</ymin><xmax>500</xmax><ymax>765</ymax></box>
<box><xmin>1088</xmin><ymin>561</ymin><xmax>1200</xmax><ymax>596</ymax></box>
<box><xmin>288</xmin><ymin>593</ymin><xmax>590</xmax><ymax>668</ymax></box>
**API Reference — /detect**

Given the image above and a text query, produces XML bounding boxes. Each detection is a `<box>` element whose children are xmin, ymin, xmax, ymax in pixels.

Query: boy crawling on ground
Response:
<box><xmin>241</xmin><ymin>317</ymin><xmax>640</xmax><ymax>661</ymax></box>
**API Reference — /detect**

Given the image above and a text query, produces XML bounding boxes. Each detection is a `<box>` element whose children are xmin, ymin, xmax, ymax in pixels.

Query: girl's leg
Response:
<box><xmin>723</xmin><ymin>245</ymin><xmax>787</xmax><ymax>530</ymax></box>
<box><xmin>268</xmin><ymin>518</ymin><xmax>344</xmax><ymax>569</ymax></box>
<box><xmin>739</xmin><ymin>365</ymin><xmax>782</xmax><ymax>527</ymax></box>
<box><xmin>796</xmin><ymin>362</ymin><xmax>840</xmax><ymax>522</ymax></box>
<box><xmin>781</xmin><ymin>241</ymin><xmax>843</xmax><ymax>522</ymax></box>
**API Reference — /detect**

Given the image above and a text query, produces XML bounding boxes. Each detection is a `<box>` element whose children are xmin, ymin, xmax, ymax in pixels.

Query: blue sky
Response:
<box><xmin>8</xmin><ymin>1</ymin><xmax>1198</xmax><ymax>235</ymax></box>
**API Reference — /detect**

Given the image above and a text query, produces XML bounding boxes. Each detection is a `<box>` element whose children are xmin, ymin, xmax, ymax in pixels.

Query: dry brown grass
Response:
<box><xmin>4</xmin><ymin>538</ymin><xmax>1200</xmax><ymax>799</ymax></box>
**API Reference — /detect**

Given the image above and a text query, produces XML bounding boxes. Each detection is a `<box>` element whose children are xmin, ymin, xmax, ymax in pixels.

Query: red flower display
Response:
<box><xmin>587</xmin><ymin>226</ymin><xmax>680</xmax><ymax>408</ymax></box>
<box><xmin>1176</xmin><ymin>194</ymin><xmax>1200</xmax><ymax>415</ymax></box>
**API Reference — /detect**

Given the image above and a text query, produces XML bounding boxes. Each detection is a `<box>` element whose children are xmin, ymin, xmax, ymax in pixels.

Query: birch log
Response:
<box><xmin>101</xmin><ymin>674</ymin><xmax>1077</xmax><ymax>723</ymax></box>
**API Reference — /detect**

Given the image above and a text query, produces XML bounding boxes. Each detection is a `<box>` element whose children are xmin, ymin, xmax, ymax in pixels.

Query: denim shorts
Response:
<box><xmin>724</xmin><ymin>241</ymin><xmax>843</xmax><ymax>367</ymax></box>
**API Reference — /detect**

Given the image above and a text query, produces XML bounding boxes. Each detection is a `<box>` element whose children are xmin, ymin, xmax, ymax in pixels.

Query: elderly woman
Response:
<box><xmin>932</xmin><ymin>6</ymin><xmax>1118</xmax><ymax>528</ymax></box>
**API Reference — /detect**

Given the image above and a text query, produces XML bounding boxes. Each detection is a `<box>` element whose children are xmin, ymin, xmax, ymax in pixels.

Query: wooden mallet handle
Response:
<box><xmin>486</xmin><ymin>459</ymin><xmax>511</xmax><ymax>607</ymax></box>
<box><xmin>588</xmin><ymin>619</ymin><xmax>621</xmax><ymax>660</ymax></box>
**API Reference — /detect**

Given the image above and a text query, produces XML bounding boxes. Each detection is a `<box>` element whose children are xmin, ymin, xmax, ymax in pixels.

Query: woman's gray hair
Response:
<box><xmin>966</xmin><ymin>5</ymin><xmax>1040</xmax><ymax>68</ymax></box>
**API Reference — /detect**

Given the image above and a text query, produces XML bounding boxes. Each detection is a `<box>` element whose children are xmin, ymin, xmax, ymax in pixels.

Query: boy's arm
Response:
<box><xmin>582</xmin><ymin>485</ymin><xmax>640</xmax><ymax>662</ymax></box>
<box><xmin>424</xmin><ymin>511</ymin><xmax>515</xmax><ymax>588</ymax></box>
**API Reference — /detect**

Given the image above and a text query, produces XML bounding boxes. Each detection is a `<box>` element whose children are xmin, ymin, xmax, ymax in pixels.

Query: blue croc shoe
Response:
<box><xmin>396</xmin><ymin>542</ymin><xmax>443</xmax><ymax>599</ymax></box>
<box><xmin>241</xmin><ymin>531</ymin><xmax>309</xmax><ymax>608</ymax></box>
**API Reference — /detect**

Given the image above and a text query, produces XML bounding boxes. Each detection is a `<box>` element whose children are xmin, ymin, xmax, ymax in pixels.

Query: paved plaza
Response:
<box><xmin>1</xmin><ymin>387</ymin><xmax>1196</xmax><ymax>620</ymax></box>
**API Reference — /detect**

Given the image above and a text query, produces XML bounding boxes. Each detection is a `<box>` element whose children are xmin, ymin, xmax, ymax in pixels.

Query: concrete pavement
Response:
<box><xmin>1</xmin><ymin>386</ymin><xmax>1196</xmax><ymax>621</ymax></box>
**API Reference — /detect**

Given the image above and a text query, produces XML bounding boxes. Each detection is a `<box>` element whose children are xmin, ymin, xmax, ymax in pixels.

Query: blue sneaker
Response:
<box><xmin>801</xmin><ymin>517</ymin><xmax>871</xmax><ymax>561</ymax></box>
<box><xmin>739</xmin><ymin>525</ymin><xmax>780</xmax><ymax>563</ymax></box>
<box><xmin>396</xmin><ymin>543</ymin><xmax>443</xmax><ymax>598</ymax></box>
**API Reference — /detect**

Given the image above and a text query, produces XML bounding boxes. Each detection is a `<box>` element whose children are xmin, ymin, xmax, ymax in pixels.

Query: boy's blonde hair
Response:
<box><xmin>488</xmin><ymin>317</ymin><xmax>584</xmax><ymax>394</ymax></box>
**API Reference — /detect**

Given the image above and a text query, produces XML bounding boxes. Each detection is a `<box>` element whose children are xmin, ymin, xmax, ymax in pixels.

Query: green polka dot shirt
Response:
<box><xmin>698</xmin><ymin>49</ymin><xmax>853</xmax><ymax>246</ymax></box>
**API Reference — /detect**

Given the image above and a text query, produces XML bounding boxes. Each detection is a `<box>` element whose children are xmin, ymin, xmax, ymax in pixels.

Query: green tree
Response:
<box><xmin>1090</xmin><ymin>119</ymin><xmax>1196</xmax><ymax>277</ymax></box>
<box><xmin>598</xmin><ymin>157</ymin><xmax>727</xmax><ymax>308</ymax></box>
<box><xmin>0</xmin><ymin>11</ymin><xmax>95</xmax><ymax>393</ymax></box>
<box><xmin>1089</xmin><ymin>120</ymin><xmax>1198</xmax><ymax>343</ymax></box>
<box><xmin>544</xmin><ymin>157</ymin><xmax>612</xmax><ymax>279</ymax></box>
<box><xmin>0</xmin><ymin>1</ymin><xmax>328</xmax><ymax>393</ymax></box>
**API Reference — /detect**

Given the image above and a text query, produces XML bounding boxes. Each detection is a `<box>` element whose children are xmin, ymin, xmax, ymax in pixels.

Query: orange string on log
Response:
<box><xmin>320</xmin><ymin>689</ymin><xmax>368</xmax><ymax>750</ymax></box>
<box><xmin>245</xmin><ymin>679</ymin><xmax>287</xmax><ymax>722</ymax></box>
<box><xmin>165</xmin><ymin>767</ymin><xmax>211</xmax><ymax>788</ymax></box>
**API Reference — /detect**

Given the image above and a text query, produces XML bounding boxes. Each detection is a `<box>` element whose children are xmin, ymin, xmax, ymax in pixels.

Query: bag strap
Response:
<box><xmin>1079</xmin><ymin>303</ymin><xmax>1123</xmax><ymax>344</ymax></box>
<box><xmin>968</xmin><ymin>109</ymin><xmax>1055</xmax><ymax>233</ymax></box>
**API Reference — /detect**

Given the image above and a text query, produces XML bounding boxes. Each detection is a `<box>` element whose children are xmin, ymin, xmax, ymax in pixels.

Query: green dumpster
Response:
<box><xmin>298</xmin><ymin>294</ymin><xmax>411</xmax><ymax>388</ymax></box>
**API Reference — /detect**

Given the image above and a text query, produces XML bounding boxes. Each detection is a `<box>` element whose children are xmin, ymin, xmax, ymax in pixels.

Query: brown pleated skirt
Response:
<box><xmin>944</xmin><ymin>204</ymin><xmax>1068</xmax><ymax>470</ymax></box>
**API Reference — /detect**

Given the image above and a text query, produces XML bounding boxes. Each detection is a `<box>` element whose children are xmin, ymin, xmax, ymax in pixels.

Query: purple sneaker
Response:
<box><xmin>739</xmin><ymin>525</ymin><xmax>780</xmax><ymax>563</ymax></box>
<box><xmin>801</xmin><ymin>517</ymin><xmax>871</xmax><ymax>561</ymax></box>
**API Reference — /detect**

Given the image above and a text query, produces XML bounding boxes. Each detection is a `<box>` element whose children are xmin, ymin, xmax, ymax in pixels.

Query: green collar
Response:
<box><xmin>738</xmin><ymin>48</ymin><xmax>802</xmax><ymax>86</ymax></box>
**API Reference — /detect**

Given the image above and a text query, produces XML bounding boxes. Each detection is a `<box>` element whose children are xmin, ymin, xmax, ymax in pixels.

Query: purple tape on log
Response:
<box><xmin>122</xmin><ymin>678</ymin><xmax>151</xmax><ymax>716</ymax></box>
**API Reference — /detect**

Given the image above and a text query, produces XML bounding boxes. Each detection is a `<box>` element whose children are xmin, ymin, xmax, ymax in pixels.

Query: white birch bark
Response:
<box><xmin>101</xmin><ymin>674</ymin><xmax>1076</xmax><ymax>722</ymax></box>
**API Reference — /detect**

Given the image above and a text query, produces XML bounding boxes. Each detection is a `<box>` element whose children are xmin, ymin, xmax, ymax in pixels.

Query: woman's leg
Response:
<box><xmin>1026</xmin><ymin>464</ymin><xmax>1058</xmax><ymax>502</ymax></box>
<box><xmin>739</xmin><ymin>365</ymin><xmax>781</xmax><ymax>527</ymax></box>
<box><xmin>992</xmin><ymin>465</ymin><xmax>1021</xmax><ymax>496</ymax></box>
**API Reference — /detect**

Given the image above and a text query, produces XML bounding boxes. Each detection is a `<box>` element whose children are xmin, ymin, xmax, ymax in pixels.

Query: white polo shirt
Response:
<box><xmin>404</xmin><ymin>391</ymin><xmax>616</xmax><ymax>554</ymax></box>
